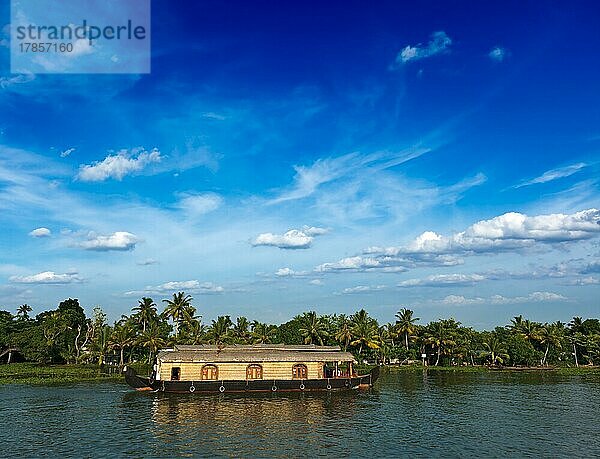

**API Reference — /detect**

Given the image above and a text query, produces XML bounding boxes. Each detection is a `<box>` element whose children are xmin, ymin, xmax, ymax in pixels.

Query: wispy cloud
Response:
<box><xmin>398</xmin><ymin>273</ymin><xmax>486</xmax><ymax>288</ymax></box>
<box><xmin>60</xmin><ymin>147</ymin><xmax>76</xmax><ymax>158</ymax></box>
<box><xmin>395</xmin><ymin>31</ymin><xmax>452</xmax><ymax>65</ymax></box>
<box><xmin>10</xmin><ymin>270</ymin><xmax>82</xmax><ymax>284</ymax></box>
<box><xmin>268</xmin><ymin>147</ymin><xmax>431</xmax><ymax>204</ymax></box>
<box><xmin>0</xmin><ymin>73</ymin><xmax>36</xmax><ymax>90</ymax></box>
<box><xmin>125</xmin><ymin>280</ymin><xmax>224</xmax><ymax>296</ymax></box>
<box><xmin>175</xmin><ymin>192</ymin><xmax>223</xmax><ymax>217</ymax></box>
<box><xmin>137</xmin><ymin>258</ymin><xmax>159</xmax><ymax>266</ymax></box>
<box><xmin>339</xmin><ymin>284</ymin><xmax>386</xmax><ymax>294</ymax></box>
<box><xmin>488</xmin><ymin>47</ymin><xmax>509</xmax><ymax>62</ymax></box>
<box><xmin>440</xmin><ymin>291</ymin><xmax>567</xmax><ymax>305</ymax></box>
<box><xmin>514</xmin><ymin>162</ymin><xmax>587</xmax><ymax>188</ymax></box>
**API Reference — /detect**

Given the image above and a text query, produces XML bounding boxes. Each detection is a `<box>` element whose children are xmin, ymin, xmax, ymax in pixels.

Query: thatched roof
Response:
<box><xmin>157</xmin><ymin>344</ymin><xmax>356</xmax><ymax>363</ymax></box>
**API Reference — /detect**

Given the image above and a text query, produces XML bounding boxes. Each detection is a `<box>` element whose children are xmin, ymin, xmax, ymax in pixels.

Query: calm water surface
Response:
<box><xmin>1</xmin><ymin>369</ymin><xmax>599</xmax><ymax>458</ymax></box>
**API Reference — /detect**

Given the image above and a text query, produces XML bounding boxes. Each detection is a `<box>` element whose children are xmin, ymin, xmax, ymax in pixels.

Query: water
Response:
<box><xmin>1</xmin><ymin>369</ymin><xmax>599</xmax><ymax>458</ymax></box>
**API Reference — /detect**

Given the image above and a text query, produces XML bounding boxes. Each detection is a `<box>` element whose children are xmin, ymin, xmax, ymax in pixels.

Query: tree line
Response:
<box><xmin>1</xmin><ymin>292</ymin><xmax>599</xmax><ymax>368</ymax></box>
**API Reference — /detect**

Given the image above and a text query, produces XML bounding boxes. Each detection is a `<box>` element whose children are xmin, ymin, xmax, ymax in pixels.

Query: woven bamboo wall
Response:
<box><xmin>158</xmin><ymin>361</ymin><xmax>325</xmax><ymax>381</ymax></box>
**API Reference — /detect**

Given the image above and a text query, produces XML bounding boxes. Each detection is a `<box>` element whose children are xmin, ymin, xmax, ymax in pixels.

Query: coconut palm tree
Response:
<box><xmin>538</xmin><ymin>322</ymin><xmax>564</xmax><ymax>366</ymax></box>
<box><xmin>109</xmin><ymin>322</ymin><xmax>136</xmax><ymax>366</ymax></box>
<box><xmin>250</xmin><ymin>321</ymin><xmax>278</xmax><ymax>344</ymax></box>
<box><xmin>482</xmin><ymin>335</ymin><xmax>509</xmax><ymax>366</ymax></box>
<box><xmin>349</xmin><ymin>309</ymin><xmax>380</xmax><ymax>356</ymax></box>
<box><xmin>132</xmin><ymin>297</ymin><xmax>157</xmax><ymax>334</ymax></box>
<box><xmin>162</xmin><ymin>292</ymin><xmax>193</xmax><ymax>337</ymax></box>
<box><xmin>423</xmin><ymin>321</ymin><xmax>457</xmax><ymax>366</ymax></box>
<box><xmin>16</xmin><ymin>304</ymin><xmax>32</xmax><ymax>321</ymax></box>
<box><xmin>334</xmin><ymin>315</ymin><xmax>353</xmax><ymax>351</ymax></box>
<box><xmin>138</xmin><ymin>323</ymin><xmax>167</xmax><ymax>364</ymax></box>
<box><xmin>206</xmin><ymin>315</ymin><xmax>233</xmax><ymax>345</ymax></box>
<box><xmin>298</xmin><ymin>311</ymin><xmax>329</xmax><ymax>345</ymax></box>
<box><xmin>395</xmin><ymin>308</ymin><xmax>419</xmax><ymax>350</ymax></box>
<box><xmin>182</xmin><ymin>319</ymin><xmax>207</xmax><ymax>345</ymax></box>
<box><xmin>233</xmin><ymin>316</ymin><xmax>251</xmax><ymax>344</ymax></box>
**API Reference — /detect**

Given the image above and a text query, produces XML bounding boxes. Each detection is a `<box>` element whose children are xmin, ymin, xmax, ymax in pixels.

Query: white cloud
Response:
<box><xmin>397</xmin><ymin>208</ymin><xmax>600</xmax><ymax>254</ymax></box>
<box><xmin>488</xmin><ymin>47</ymin><xmax>509</xmax><ymax>62</ymax></box>
<box><xmin>396</xmin><ymin>31</ymin><xmax>452</xmax><ymax>64</ymax></box>
<box><xmin>315</xmin><ymin>253</ymin><xmax>461</xmax><ymax>273</ymax></box>
<box><xmin>309</xmin><ymin>279</ymin><xmax>323</xmax><ymax>286</ymax></box>
<box><xmin>137</xmin><ymin>258</ymin><xmax>158</xmax><ymax>266</ymax></box>
<box><xmin>340</xmin><ymin>285</ymin><xmax>386</xmax><ymax>294</ymax></box>
<box><xmin>10</xmin><ymin>271</ymin><xmax>82</xmax><ymax>284</ymax></box>
<box><xmin>77</xmin><ymin>148</ymin><xmax>162</xmax><ymax>182</ymax></box>
<box><xmin>0</xmin><ymin>73</ymin><xmax>35</xmax><ymax>89</ymax></box>
<box><xmin>175</xmin><ymin>192</ymin><xmax>222</xmax><ymax>216</ymax></box>
<box><xmin>125</xmin><ymin>280</ymin><xmax>224</xmax><ymax>295</ymax></box>
<box><xmin>398</xmin><ymin>273</ymin><xmax>486</xmax><ymax>288</ymax></box>
<box><xmin>566</xmin><ymin>277</ymin><xmax>600</xmax><ymax>286</ymax></box>
<box><xmin>252</xmin><ymin>226</ymin><xmax>328</xmax><ymax>250</ymax></box>
<box><xmin>78</xmin><ymin>231</ymin><xmax>139</xmax><ymax>251</ymax></box>
<box><xmin>440</xmin><ymin>291</ymin><xmax>567</xmax><ymax>305</ymax></box>
<box><xmin>490</xmin><ymin>291</ymin><xmax>567</xmax><ymax>304</ymax></box>
<box><xmin>514</xmin><ymin>163</ymin><xmax>587</xmax><ymax>188</ymax></box>
<box><xmin>29</xmin><ymin>227</ymin><xmax>51</xmax><ymax>238</ymax></box>
<box><xmin>274</xmin><ymin>267</ymin><xmax>309</xmax><ymax>277</ymax></box>
<box><xmin>442</xmin><ymin>295</ymin><xmax>485</xmax><ymax>305</ymax></box>
<box><xmin>60</xmin><ymin>147</ymin><xmax>76</xmax><ymax>158</ymax></box>
<box><xmin>302</xmin><ymin>226</ymin><xmax>329</xmax><ymax>236</ymax></box>
<box><xmin>316</xmin><ymin>209</ymin><xmax>600</xmax><ymax>275</ymax></box>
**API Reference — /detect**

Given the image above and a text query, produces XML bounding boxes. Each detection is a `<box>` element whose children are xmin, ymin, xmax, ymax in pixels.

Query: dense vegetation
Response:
<box><xmin>1</xmin><ymin>294</ymin><xmax>599</xmax><ymax>368</ymax></box>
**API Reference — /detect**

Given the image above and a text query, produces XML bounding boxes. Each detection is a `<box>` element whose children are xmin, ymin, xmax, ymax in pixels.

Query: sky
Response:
<box><xmin>0</xmin><ymin>1</ymin><xmax>599</xmax><ymax>328</ymax></box>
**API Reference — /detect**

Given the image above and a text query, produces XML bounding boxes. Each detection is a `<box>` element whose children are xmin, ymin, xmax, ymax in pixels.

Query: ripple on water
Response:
<box><xmin>0</xmin><ymin>371</ymin><xmax>599</xmax><ymax>458</ymax></box>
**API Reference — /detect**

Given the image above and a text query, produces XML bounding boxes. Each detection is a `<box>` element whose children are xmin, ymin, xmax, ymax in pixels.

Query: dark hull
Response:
<box><xmin>124</xmin><ymin>366</ymin><xmax>380</xmax><ymax>393</ymax></box>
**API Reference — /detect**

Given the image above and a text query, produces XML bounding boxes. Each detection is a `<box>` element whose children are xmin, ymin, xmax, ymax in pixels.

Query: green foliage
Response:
<box><xmin>2</xmin><ymin>297</ymin><xmax>600</xmax><ymax>373</ymax></box>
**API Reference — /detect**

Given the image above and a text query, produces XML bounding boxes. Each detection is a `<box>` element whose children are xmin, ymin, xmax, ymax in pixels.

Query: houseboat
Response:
<box><xmin>124</xmin><ymin>344</ymin><xmax>379</xmax><ymax>393</ymax></box>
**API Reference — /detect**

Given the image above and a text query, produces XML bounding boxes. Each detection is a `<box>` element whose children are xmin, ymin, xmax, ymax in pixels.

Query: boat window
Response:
<box><xmin>292</xmin><ymin>364</ymin><xmax>308</xmax><ymax>379</ymax></box>
<box><xmin>171</xmin><ymin>367</ymin><xmax>181</xmax><ymax>381</ymax></box>
<box><xmin>246</xmin><ymin>364</ymin><xmax>263</xmax><ymax>380</ymax></box>
<box><xmin>202</xmin><ymin>364</ymin><xmax>218</xmax><ymax>380</ymax></box>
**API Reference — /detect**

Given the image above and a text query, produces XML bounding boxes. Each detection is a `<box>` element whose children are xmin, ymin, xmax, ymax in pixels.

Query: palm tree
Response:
<box><xmin>109</xmin><ymin>322</ymin><xmax>136</xmax><ymax>366</ymax></box>
<box><xmin>517</xmin><ymin>319</ymin><xmax>542</xmax><ymax>344</ymax></box>
<box><xmin>250</xmin><ymin>322</ymin><xmax>278</xmax><ymax>344</ymax></box>
<box><xmin>349</xmin><ymin>309</ymin><xmax>380</xmax><ymax>356</ymax></box>
<box><xmin>233</xmin><ymin>317</ymin><xmax>251</xmax><ymax>344</ymax></box>
<box><xmin>334</xmin><ymin>316</ymin><xmax>353</xmax><ymax>351</ymax></box>
<box><xmin>132</xmin><ymin>297</ymin><xmax>157</xmax><ymax>334</ymax></box>
<box><xmin>423</xmin><ymin>321</ymin><xmax>457</xmax><ymax>366</ymax></box>
<box><xmin>162</xmin><ymin>292</ymin><xmax>193</xmax><ymax>337</ymax></box>
<box><xmin>395</xmin><ymin>308</ymin><xmax>419</xmax><ymax>350</ymax></box>
<box><xmin>206</xmin><ymin>316</ymin><xmax>233</xmax><ymax>345</ymax></box>
<box><xmin>538</xmin><ymin>322</ymin><xmax>563</xmax><ymax>366</ymax></box>
<box><xmin>181</xmin><ymin>318</ymin><xmax>206</xmax><ymax>345</ymax></box>
<box><xmin>16</xmin><ymin>304</ymin><xmax>32</xmax><ymax>321</ymax></box>
<box><xmin>298</xmin><ymin>311</ymin><xmax>329</xmax><ymax>345</ymax></box>
<box><xmin>482</xmin><ymin>335</ymin><xmax>509</xmax><ymax>366</ymax></box>
<box><xmin>137</xmin><ymin>323</ymin><xmax>167</xmax><ymax>364</ymax></box>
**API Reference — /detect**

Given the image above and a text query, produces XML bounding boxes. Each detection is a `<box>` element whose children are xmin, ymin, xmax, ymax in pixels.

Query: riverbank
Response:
<box><xmin>2</xmin><ymin>362</ymin><xmax>598</xmax><ymax>385</ymax></box>
<box><xmin>386</xmin><ymin>364</ymin><xmax>600</xmax><ymax>375</ymax></box>
<box><xmin>0</xmin><ymin>363</ymin><xmax>123</xmax><ymax>385</ymax></box>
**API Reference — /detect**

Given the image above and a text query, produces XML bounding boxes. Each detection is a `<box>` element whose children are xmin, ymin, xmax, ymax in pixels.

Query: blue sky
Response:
<box><xmin>0</xmin><ymin>1</ymin><xmax>599</xmax><ymax>328</ymax></box>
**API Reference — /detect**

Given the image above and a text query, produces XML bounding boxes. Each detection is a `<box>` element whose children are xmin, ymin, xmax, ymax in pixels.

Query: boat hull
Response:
<box><xmin>124</xmin><ymin>366</ymin><xmax>379</xmax><ymax>393</ymax></box>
